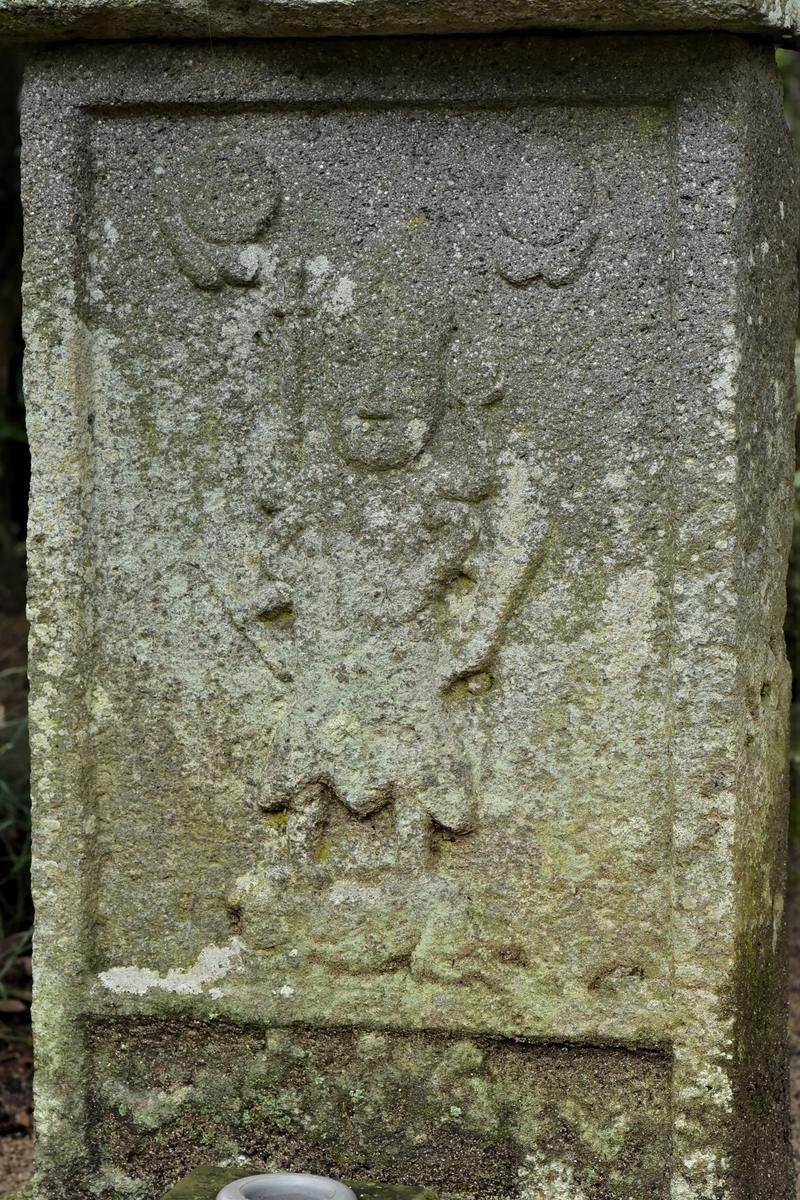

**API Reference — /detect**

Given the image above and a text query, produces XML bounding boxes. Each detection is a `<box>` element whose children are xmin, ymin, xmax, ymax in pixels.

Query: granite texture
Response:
<box><xmin>3</xmin><ymin>0</ymin><xmax>800</xmax><ymax>43</ymax></box>
<box><xmin>21</xmin><ymin>32</ymin><xmax>799</xmax><ymax>1200</ymax></box>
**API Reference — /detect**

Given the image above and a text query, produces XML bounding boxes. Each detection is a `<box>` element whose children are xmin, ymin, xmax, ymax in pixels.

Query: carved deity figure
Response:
<box><xmin>209</xmin><ymin>232</ymin><xmax>545</xmax><ymax>977</ymax></box>
<box><xmin>249</xmin><ymin>234</ymin><xmax>546</xmax><ymax>852</ymax></box>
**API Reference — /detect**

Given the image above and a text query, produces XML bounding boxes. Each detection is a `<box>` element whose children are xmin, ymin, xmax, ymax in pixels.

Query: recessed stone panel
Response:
<box><xmin>82</xmin><ymin>95</ymin><xmax>674</xmax><ymax>1043</ymax></box>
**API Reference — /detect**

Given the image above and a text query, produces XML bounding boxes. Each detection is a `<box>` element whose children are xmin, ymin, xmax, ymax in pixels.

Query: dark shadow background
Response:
<box><xmin>0</xmin><ymin>51</ymin><xmax>33</xmax><ymax>1198</ymax></box>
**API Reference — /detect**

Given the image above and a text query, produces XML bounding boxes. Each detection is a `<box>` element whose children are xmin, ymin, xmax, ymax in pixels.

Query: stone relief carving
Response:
<box><xmin>159</xmin><ymin>135</ymin><xmax>279</xmax><ymax>289</ymax></box>
<box><xmin>172</xmin><ymin>132</ymin><xmax>598</xmax><ymax>979</ymax></box>
<box><xmin>220</xmin><ymin>235</ymin><xmax>548</xmax><ymax>982</ymax></box>
<box><xmin>252</xmin><ymin>236</ymin><xmax>547</xmax><ymax>818</ymax></box>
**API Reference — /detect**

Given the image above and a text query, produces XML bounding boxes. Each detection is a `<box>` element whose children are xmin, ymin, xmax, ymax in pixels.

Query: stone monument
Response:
<box><xmin>12</xmin><ymin>8</ymin><xmax>800</xmax><ymax>1200</ymax></box>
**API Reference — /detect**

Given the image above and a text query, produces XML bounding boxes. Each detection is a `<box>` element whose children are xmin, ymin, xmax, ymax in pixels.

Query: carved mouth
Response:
<box><xmin>355</xmin><ymin>410</ymin><xmax>392</xmax><ymax>424</ymax></box>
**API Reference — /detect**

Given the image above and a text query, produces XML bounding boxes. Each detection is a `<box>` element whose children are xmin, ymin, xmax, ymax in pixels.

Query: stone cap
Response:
<box><xmin>2</xmin><ymin>0</ymin><xmax>800</xmax><ymax>44</ymax></box>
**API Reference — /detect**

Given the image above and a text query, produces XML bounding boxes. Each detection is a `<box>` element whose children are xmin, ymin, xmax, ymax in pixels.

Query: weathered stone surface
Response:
<box><xmin>161</xmin><ymin>1166</ymin><xmax>249</xmax><ymax>1200</ymax></box>
<box><xmin>21</xmin><ymin>33</ymin><xmax>798</xmax><ymax>1200</ymax></box>
<box><xmin>3</xmin><ymin>0</ymin><xmax>800</xmax><ymax>43</ymax></box>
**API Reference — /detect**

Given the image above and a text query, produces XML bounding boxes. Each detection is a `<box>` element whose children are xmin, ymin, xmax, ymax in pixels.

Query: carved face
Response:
<box><xmin>314</xmin><ymin>285</ymin><xmax>448</xmax><ymax>471</ymax></box>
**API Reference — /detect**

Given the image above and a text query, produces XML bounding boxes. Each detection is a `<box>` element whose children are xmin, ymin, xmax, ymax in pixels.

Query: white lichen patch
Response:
<box><xmin>519</xmin><ymin>1152</ymin><xmax>587</xmax><ymax>1200</ymax></box>
<box><xmin>321</xmin><ymin>710</ymin><xmax>363</xmax><ymax>752</ymax></box>
<box><xmin>710</xmin><ymin>322</ymin><xmax>741</xmax><ymax>415</ymax></box>
<box><xmin>325</xmin><ymin>274</ymin><xmax>355</xmax><ymax>316</ymax></box>
<box><xmin>103</xmin><ymin>217</ymin><xmax>120</xmax><ymax>246</ymax></box>
<box><xmin>98</xmin><ymin>937</ymin><xmax>245</xmax><ymax>996</ymax></box>
<box><xmin>597</xmin><ymin>568</ymin><xmax>657</xmax><ymax>683</ymax></box>
<box><xmin>103</xmin><ymin>1081</ymin><xmax>195</xmax><ymax>1130</ymax></box>
<box><xmin>604</xmin><ymin>470</ymin><xmax>628</xmax><ymax>491</ymax></box>
<box><xmin>88</xmin><ymin>1166</ymin><xmax>149</xmax><ymax>1199</ymax></box>
<box><xmin>87</xmin><ymin>685</ymin><xmax>114</xmax><ymax>721</ymax></box>
<box><xmin>306</xmin><ymin>254</ymin><xmax>331</xmax><ymax>286</ymax></box>
<box><xmin>774</xmin><ymin>890</ymin><xmax>785</xmax><ymax>952</ymax></box>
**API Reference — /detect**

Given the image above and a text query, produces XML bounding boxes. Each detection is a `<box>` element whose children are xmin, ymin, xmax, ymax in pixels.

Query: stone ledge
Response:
<box><xmin>1</xmin><ymin>0</ymin><xmax>800</xmax><ymax>45</ymax></box>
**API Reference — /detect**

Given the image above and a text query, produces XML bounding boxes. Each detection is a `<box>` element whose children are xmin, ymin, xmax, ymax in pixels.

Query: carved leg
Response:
<box><xmin>419</xmin><ymin>755</ymin><xmax>476</xmax><ymax>839</ymax></box>
<box><xmin>286</xmin><ymin>782</ymin><xmax>329</xmax><ymax>872</ymax></box>
<box><xmin>393</xmin><ymin>796</ymin><xmax>430</xmax><ymax>871</ymax></box>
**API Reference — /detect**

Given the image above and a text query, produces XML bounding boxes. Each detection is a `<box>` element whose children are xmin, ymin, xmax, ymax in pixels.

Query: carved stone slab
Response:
<box><xmin>21</xmin><ymin>34</ymin><xmax>798</xmax><ymax>1200</ymax></box>
<box><xmin>2</xmin><ymin>0</ymin><xmax>800</xmax><ymax>42</ymax></box>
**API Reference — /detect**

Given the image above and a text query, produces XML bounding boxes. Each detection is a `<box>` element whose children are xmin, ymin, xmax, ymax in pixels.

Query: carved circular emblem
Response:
<box><xmin>159</xmin><ymin>134</ymin><xmax>280</xmax><ymax>289</ymax></box>
<box><xmin>495</xmin><ymin>134</ymin><xmax>598</xmax><ymax>287</ymax></box>
<box><xmin>180</xmin><ymin>136</ymin><xmax>280</xmax><ymax>246</ymax></box>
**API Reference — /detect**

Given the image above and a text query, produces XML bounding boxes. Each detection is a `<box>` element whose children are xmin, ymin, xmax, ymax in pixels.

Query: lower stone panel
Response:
<box><xmin>86</xmin><ymin>1023</ymin><xmax>672</xmax><ymax>1199</ymax></box>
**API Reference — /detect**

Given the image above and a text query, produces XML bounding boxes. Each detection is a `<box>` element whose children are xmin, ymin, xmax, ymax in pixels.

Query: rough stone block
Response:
<box><xmin>21</xmin><ymin>33</ymin><xmax>798</xmax><ymax>1200</ymax></box>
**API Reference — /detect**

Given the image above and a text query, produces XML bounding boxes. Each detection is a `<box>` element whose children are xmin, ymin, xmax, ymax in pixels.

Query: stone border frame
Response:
<box><xmin>20</xmin><ymin>34</ymin><xmax>798</xmax><ymax>1199</ymax></box>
